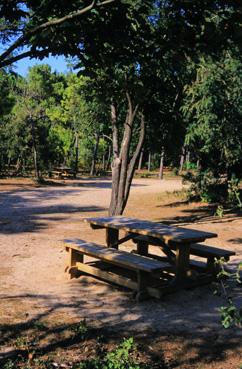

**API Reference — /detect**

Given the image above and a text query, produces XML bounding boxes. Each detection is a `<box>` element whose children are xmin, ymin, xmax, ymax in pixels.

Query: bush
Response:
<box><xmin>183</xmin><ymin>170</ymin><xmax>227</xmax><ymax>203</ymax></box>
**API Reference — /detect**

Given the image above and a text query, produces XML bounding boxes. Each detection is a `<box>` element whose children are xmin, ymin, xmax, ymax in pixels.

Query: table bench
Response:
<box><xmin>132</xmin><ymin>235</ymin><xmax>235</xmax><ymax>276</ymax></box>
<box><xmin>65</xmin><ymin>239</ymin><xmax>171</xmax><ymax>300</ymax></box>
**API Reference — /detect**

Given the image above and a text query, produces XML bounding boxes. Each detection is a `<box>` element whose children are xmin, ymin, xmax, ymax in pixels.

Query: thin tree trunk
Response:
<box><xmin>158</xmin><ymin>147</ymin><xmax>165</xmax><ymax>180</ymax></box>
<box><xmin>90</xmin><ymin>131</ymin><xmax>100</xmax><ymax>176</ymax></box>
<box><xmin>30</xmin><ymin>117</ymin><xmax>39</xmax><ymax>180</ymax></box>
<box><xmin>105</xmin><ymin>145</ymin><xmax>111</xmax><ymax>171</ymax></box>
<box><xmin>185</xmin><ymin>149</ymin><xmax>190</xmax><ymax>164</ymax></box>
<box><xmin>148</xmin><ymin>152</ymin><xmax>151</xmax><ymax>171</ymax></box>
<box><xmin>33</xmin><ymin>145</ymin><xmax>39</xmax><ymax>179</ymax></box>
<box><xmin>179</xmin><ymin>145</ymin><xmax>186</xmax><ymax>174</ymax></box>
<box><xmin>109</xmin><ymin>100</ymin><xmax>120</xmax><ymax>216</ymax></box>
<box><xmin>74</xmin><ymin>132</ymin><xmax>78</xmax><ymax>177</ymax></box>
<box><xmin>138</xmin><ymin>148</ymin><xmax>144</xmax><ymax>170</ymax></box>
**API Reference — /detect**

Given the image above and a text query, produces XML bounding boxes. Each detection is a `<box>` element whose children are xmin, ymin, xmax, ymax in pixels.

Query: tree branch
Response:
<box><xmin>0</xmin><ymin>0</ymin><xmax>115</xmax><ymax>67</ymax></box>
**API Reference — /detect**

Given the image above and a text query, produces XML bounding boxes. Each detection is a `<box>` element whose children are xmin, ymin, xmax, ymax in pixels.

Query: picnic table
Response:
<box><xmin>84</xmin><ymin>216</ymin><xmax>218</xmax><ymax>285</ymax></box>
<box><xmin>50</xmin><ymin>166</ymin><xmax>76</xmax><ymax>179</ymax></box>
<box><xmin>65</xmin><ymin>216</ymin><xmax>234</xmax><ymax>300</ymax></box>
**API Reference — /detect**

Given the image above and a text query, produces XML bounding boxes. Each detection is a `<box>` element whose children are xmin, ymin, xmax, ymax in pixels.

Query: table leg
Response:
<box><xmin>174</xmin><ymin>242</ymin><xmax>191</xmax><ymax>285</ymax></box>
<box><xmin>137</xmin><ymin>240</ymin><xmax>149</xmax><ymax>256</ymax></box>
<box><xmin>106</xmin><ymin>228</ymin><xmax>119</xmax><ymax>248</ymax></box>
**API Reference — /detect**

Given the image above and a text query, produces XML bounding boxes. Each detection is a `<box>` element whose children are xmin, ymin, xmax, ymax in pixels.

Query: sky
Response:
<box><xmin>13</xmin><ymin>54</ymin><xmax>69</xmax><ymax>76</ymax></box>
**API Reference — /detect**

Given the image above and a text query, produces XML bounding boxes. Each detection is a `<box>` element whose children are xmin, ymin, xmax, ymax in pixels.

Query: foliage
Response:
<box><xmin>215</xmin><ymin>205</ymin><xmax>224</xmax><ymax>218</ymax></box>
<box><xmin>3</xmin><ymin>337</ymin><xmax>148</xmax><ymax>369</ymax></box>
<box><xmin>227</xmin><ymin>175</ymin><xmax>242</xmax><ymax>208</ymax></box>
<box><xmin>76</xmin><ymin>337</ymin><xmax>145</xmax><ymax>369</ymax></box>
<box><xmin>182</xmin><ymin>52</ymin><xmax>242</xmax><ymax>179</ymax></box>
<box><xmin>214</xmin><ymin>258</ymin><xmax>242</xmax><ymax>329</ymax></box>
<box><xmin>183</xmin><ymin>170</ymin><xmax>227</xmax><ymax>203</ymax></box>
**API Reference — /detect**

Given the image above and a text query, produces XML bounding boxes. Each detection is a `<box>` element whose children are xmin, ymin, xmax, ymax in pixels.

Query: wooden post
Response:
<box><xmin>136</xmin><ymin>240</ymin><xmax>148</xmax><ymax>256</ymax></box>
<box><xmin>136</xmin><ymin>271</ymin><xmax>149</xmax><ymax>301</ymax></box>
<box><xmin>106</xmin><ymin>228</ymin><xmax>119</xmax><ymax>248</ymax></box>
<box><xmin>66</xmin><ymin>247</ymin><xmax>83</xmax><ymax>279</ymax></box>
<box><xmin>174</xmin><ymin>243</ymin><xmax>191</xmax><ymax>285</ymax></box>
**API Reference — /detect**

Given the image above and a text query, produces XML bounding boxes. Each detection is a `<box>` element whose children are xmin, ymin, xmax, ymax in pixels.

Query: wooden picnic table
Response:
<box><xmin>84</xmin><ymin>216</ymin><xmax>218</xmax><ymax>288</ymax></box>
<box><xmin>50</xmin><ymin>166</ymin><xmax>76</xmax><ymax>179</ymax></box>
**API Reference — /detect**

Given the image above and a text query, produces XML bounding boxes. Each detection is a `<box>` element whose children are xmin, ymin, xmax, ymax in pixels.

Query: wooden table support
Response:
<box><xmin>106</xmin><ymin>228</ymin><xmax>119</xmax><ymax>248</ymax></box>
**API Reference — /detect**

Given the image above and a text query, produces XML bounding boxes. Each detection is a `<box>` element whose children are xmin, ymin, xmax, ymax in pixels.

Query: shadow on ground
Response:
<box><xmin>0</xmin><ymin>284</ymin><xmax>241</xmax><ymax>368</ymax></box>
<box><xmin>155</xmin><ymin>202</ymin><xmax>242</xmax><ymax>226</ymax></box>
<box><xmin>0</xmin><ymin>186</ymin><xmax>106</xmax><ymax>234</ymax></box>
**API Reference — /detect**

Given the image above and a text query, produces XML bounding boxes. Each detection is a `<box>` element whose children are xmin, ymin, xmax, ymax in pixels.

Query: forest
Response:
<box><xmin>0</xmin><ymin>2</ymin><xmax>242</xmax><ymax>369</ymax></box>
<box><xmin>1</xmin><ymin>0</ymin><xmax>242</xmax><ymax>213</ymax></box>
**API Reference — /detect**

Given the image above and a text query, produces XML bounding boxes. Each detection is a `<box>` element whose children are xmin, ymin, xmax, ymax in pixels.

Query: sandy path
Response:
<box><xmin>0</xmin><ymin>177</ymin><xmax>241</xmax><ymax>343</ymax></box>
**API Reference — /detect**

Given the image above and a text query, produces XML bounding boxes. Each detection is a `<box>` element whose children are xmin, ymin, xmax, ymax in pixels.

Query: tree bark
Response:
<box><xmin>109</xmin><ymin>94</ymin><xmax>144</xmax><ymax>216</ymax></box>
<box><xmin>74</xmin><ymin>131</ymin><xmax>79</xmax><ymax>177</ymax></box>
<box><xmin>148</xmin><ymin>152</ymin><xmax>151</xmax><ymax>172</ymax></box>
<box><xmin>90</xmin><ymin>131</ymin><xmax>100</xmax><ymax>176</ymax></box>
<box><xmin>105</xmin><ymin>145</ymin><xmax>111</xmax><ymax>171</ymax></box>
<box><xmin>138</xmin><ymin>148</ymin><xmax>144</xmax><ymax>170</ymax></box>
<box><xmin>179</xmin><ymin>145</ymin><xmax>186</xmax><ymax>174</ymax></box>
<box><xmin>30</xmin><ymin>116</ymin><xmax>40</xmax><ymax>180</ymax></box>
<box><xmin>158</xmin><ymin>147</ymin><xmax>165</xmax><ymax>180</ymax></box>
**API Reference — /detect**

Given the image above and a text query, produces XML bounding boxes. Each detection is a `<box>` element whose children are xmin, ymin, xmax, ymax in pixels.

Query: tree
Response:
<box><xmin>182</xmin><ymin>51</ymin><xmax>242</xmax><ymax>180</ymax></box>
<box><xmin>0</xmin><ymin>0</ymin><xmax>115</xmax><ymax>68</ymax></box>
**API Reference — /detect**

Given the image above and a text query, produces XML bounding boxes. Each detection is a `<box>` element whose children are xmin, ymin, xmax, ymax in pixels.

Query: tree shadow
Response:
<box><xmin>155</xmin><ymin>204</ymin><xmax>242</xmax><ymax>226</ymax></box>
<box><xmin>0</xmin><ymin>279</ymin><xmax>241</xmax><ymax>368</ymax></box>
<box><xmin>0</xmin><ymin>186</ymin><xmax>106</xmax><ymax>234</ymax></box>
<box><xmin>228</xmin><ymin>238</ymin><xmax>242</xmax><ymax>244</ymax></box>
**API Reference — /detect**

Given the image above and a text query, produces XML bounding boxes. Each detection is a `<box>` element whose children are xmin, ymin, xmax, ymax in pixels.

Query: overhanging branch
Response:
<box><xmin>0</xmin><ymin>0</ymin><xmax>115</xmax><ymax>67</ymax></box>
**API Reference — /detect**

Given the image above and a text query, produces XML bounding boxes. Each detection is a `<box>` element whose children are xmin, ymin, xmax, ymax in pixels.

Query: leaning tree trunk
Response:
<box><xmin>109</xmin><ymin>93</ymin><xmax>145</xmax><ymax>216</ymax></box>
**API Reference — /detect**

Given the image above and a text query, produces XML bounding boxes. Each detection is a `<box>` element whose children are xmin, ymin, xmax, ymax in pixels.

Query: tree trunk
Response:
<box><xmin>148</xmin><ymin>152</ymin><xmax>151</xmax><ymax>172</ymax></box>
<box><xmin>185</xmin><ymin>149</ymin><xmax>190</xmax><ymax>165</ymax></box>
<box><xmin>179</xmin><ymin>145</ymin><xmax>186</xmax><ymax>174</ymax></box>
<box><xmin>33</xmin><ymin>145</ymin><xmax>39</xmax><ymax>179</ymax></box>
<box><xmin>74</xmin><ymin>131</ymin><xmax>79</xmax><ymax>177</ymax></box>
<box><xmin>105</xmin><ymin>145</ymin><xmax>111</xmax><ymax>171</ymax></box>
<box><xmin>30</xmin><ymin>117</ymin><xmax>40</xmax><ymax>180</ymax></box>
<box><xmin>109</xmin><ymin>93</ymin><xmax>145</xmax><ymax>216</ymax></box>
<box><xmin>138</xmin><ymin>148</ymin><xmax>144</xmax><ymax>170</ymax></box>
<box><xmin>158</xmin><ymin>147</ymin><xmax>165</xmax><ymax>180</ymax></box>
<box><xmin>90</xmin><ymin>131</ymin><xmax>100</xmax><ymax>176</ymax></box>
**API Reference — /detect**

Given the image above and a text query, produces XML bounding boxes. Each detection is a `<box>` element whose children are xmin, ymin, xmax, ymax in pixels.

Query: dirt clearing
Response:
<box><xmin>0</xmin><ymin>176</ymin><xmax>241</xmax><ymax>368</ymax></box>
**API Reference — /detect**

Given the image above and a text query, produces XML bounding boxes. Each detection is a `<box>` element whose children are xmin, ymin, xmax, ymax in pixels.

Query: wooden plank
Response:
<box><xmin>186</xmin><ymin>243</ymin><xmax>235</xmax><ymax>258</ymax></box>
<box><xmin>84</xmin><ymin>216</ymin><xmax>217</xmax><ymax>243</ymax></box>
<box><xmin>75</xmin><ymin>262</ymin><xmax>166</xmax><ymax>299</ymax></box>
<box><xmin>75</xmin><ymin>262</ymin><xmax>138</xmax><ymax>290</ymax></box>
<box><xmin>65</xmin><ymin>240</ymin><xmax>170</xmax><ymax>273</ymax></box>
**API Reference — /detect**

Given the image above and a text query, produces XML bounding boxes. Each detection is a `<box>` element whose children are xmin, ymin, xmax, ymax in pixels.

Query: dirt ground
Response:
<box><xmin>0</xmin><ymin>176</ymin><xmax>241</xmax><ymax>368</ymax></box>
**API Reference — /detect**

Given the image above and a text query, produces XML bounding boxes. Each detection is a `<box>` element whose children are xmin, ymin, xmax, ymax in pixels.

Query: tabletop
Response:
<box><xmin>84</xmin><ymin>216</ymin><xmax>217</xmax><ymax>244</ymax></box>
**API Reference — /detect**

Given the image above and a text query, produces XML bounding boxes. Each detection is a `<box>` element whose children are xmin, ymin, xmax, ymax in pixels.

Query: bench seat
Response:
<box><xmin>65</xmin><ymin>239</ymin><xmax>171</xmax><ymax>300</ymax></box>
<box><xmin>132</xmin><ymin>235</ymin><xmax>235</xmax><ymax>275</ymax></box>
<box><xmin>177</xmin><ymin>243</ymin><xmax>235</xmax><ymax>259</ymax></box>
